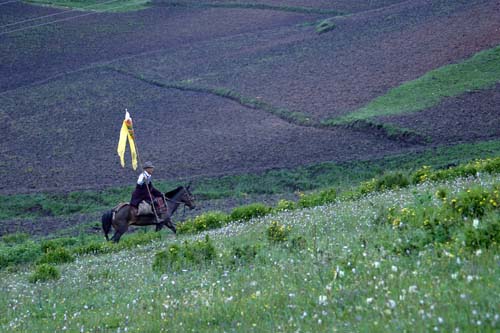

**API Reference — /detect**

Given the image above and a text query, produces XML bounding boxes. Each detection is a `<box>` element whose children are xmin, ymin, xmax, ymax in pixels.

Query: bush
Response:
<box><xmin>152</xmin><ymin>235</ymin><xmax>216</xmax><ymax>272</ymax></box>
<box><xmin>41</xmin><ymin>237</ymin><xmax>77</xmax><ymax>253</ymax></box>
<box><xmin>463</xmin><ymin>212</ymin><xmax>500</xmax><ymax>250</ymax></box>
<box><xmin>28</xmin><ymin>264</ymin><xmax>60</xmax><ymax>283</ymax></box>
<box><xmin>297</xmin><ymin>188</ymin><xmax>337</xmax><ymax>208</ymax></box>
<box><xmin>411</xmin><ymin>157</ymin><xmax>500</xmax><ymax>184</ymax></box>
<box><xmin>359</xmin><ymin>172</ymin><xmax>410</xmax><ymax>195</ymax></box>
<box><xmin>231</xmin><ymin>243</ymin><xmax>261</xmax><ymax>264</ymax></box>
<box><xmin>230</xmin><ymin>203</ymin><xmax>271</xmax><ymax>221</ymax></box>
<box><xmin>267</xmin><ymin>221</ymin><xmax>291</xmax><ymax>243</ymax></box>
<box><xmin>0</xmin><ymin>241</ymin><xmax>41</xmax><ymax>269</ymax></box>
<box><xmin>194</xmin><ymin>211</ymin><xmax>229</xmax><ymax>231</ymax></box>
<box><xmin>176</xmin><ymin>220</ymin><xmax>195</xmax><ymax>234</ymax></box>
<box><xmin>38</xmin><ymin>247</ymin><xmax>74</xmax><ymax>264</ymax></box>
<box><xmin>177</xmin><ymin>211</ymin><xmax>230</xmax><ymax>234</ymax></box>
<box><xmin>377</xmin><ymin>172</ymin><xmax>410</xmax><ymax>190</ymax></box>
<box><xmin>385</xmin><ymin>182</ymin><xmax>500</xmax><ymax>254</ymax></box>
<box><xmin>445</xmin><ymin>185</ymin><xmax>499</xmax><ymax>218</ymax></box>
<box><xmin>274</xmin><ymin>199</ymin><xmax>296</xmax><ymax>211</ymax></box>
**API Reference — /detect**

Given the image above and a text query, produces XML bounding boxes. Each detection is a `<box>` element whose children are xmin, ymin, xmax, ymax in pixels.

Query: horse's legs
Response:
<box><xmin>111</xmin><ymin>224</ymin><xmax>128</xmax><ymax>243</ymax></box>
<box><xmin>164</xmin><ymin>217</ymin><xmax>176</xmax><ymax>234</ymax></box>
<box><xmin>155</xmin><ymin>223</ymin><xmax>164</xmax><ymax>232</ymax></box>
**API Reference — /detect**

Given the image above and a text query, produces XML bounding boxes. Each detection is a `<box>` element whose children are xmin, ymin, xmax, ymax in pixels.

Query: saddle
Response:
<box><xmin>137</xmin><ymin>197</ymin><xmax>168</xmax><ymax>216</ymax></box>
<box><xmin>137</xmin><ymin>201</ymin><xmax>154</xmax><ymax>215</ymax></box>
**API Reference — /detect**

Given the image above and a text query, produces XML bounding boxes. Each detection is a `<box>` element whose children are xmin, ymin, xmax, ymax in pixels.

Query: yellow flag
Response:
<box><xmin>117</xmin><ymin>111</ymin><xmax>138</xmax><ymax>170</ymax></box>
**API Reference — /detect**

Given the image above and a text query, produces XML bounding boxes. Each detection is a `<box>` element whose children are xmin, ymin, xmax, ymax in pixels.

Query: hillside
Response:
<box><xmin>1</xmin><ymin>0</ymin><xmax>499</xmax><ymax>195</ymax></box>
<box><xmin>1</xmin><ymin>1</ymin><xmax>499</xmax><ymax>330</ymax></box>
<box><xmin>1</xmin><ymin>163</ymin><xmax>499</xmax><ymax>331</ymax></box>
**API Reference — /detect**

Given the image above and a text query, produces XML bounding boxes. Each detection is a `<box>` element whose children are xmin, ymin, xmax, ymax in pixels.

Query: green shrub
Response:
<box><xmin>377</xmin><ymin>172</ymin><xmax>410</xmax><ymax>190</ymax></box>
<box><xmin>1</xmin><ymin>232</ymin><xmax>30</xmax><ymax>244</ymax></box>
<box><xmin>359</xmin><ymin>172</ymin><xmax>410</xmax><ymax>195</ymax></box>
<box><xmin>445</xmin><ymin>185</ymin><xmax>499</xmax><ymax>218</ymax></box>
<box><xmin>194</xmin><ymin>211</ymin><xmax>229</xmax><ymax>231</ymax></box>
<box><xmin>274</xmin><ymin>199</ymin><xmax>296</xmax><ymax>211</ymax></box>
<box><xmin>230</xmin><ymin>243</ymin><xmax>261</xmax><ymax>264</ymax></box>
<box><xmin>38</xmin><ymin>247</ymin><xmax>74</xmax><ymax>264</ymax></box>
<box><xmin>28</xmin><ymin>264</ymin><xmax>60</xmax><ymax>283</ymax></box>
<box><xmin>481</xmin><ymin>157</ymin><xmax>500</xmax><ymax>173</ymax></box>
<box><xmin>463</xmin><ymin>212</ymin><xmax>500</xmax><ymax>250</ymax></box>
<box><xmin>297</xmin><ymin>188</ymin><xmax>337</xmax><ymax>208</ymax></box>
<box><xmin>267</xmin><ymin>221</ymin><xmax>291</xmax><ymax>243</ymax></box>
<box><xmin>176</xmin><ymin>220</ymin><xmax>195</xmax><ymax>234</ymax></box>
<box><xmin>358</xmin><ymin>178</ymin><xmax>378</xmax><ymax>196</ymax></box>
<box><xmin>0</xmin><ymin>241</ymin><xmax>42</xmax><ymax>269</ymax></box>
<box><xmin>385</xmin><ymin>182</ymin><xmax>500</xmax><ymax>254</ymax></box>
<box><xmin>411</xmin><ymin>157</ymin><xmax>500</xmax><ymax>184</ymax></box>
<box><xmin>41</xmin><ymin>237</ymin><xmax>77</xmax><ymax>253</ymax></box>
<box><xmin>152</xmin><ymin>235</ymin><xmax>216</xmax><ymax>273</ymax></box>
<box><xmin>230</xmin><ymin>203</ymin><xmax>271</xmax><ymax>221</ymax></box>
<box><xmin>177</xmin><ymin>211</ymin><xmax>230</xmax><ymax>234</ymax></box>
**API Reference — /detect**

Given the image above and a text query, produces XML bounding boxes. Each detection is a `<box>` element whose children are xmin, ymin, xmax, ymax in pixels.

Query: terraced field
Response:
<box><xmin>1</xmin><ymin>0</ymin><xmax>499</xmax><ymax>195</ymax></box>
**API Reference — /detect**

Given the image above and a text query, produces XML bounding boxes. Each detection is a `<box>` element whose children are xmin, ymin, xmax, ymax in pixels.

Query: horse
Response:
<box><xmin>101</xmin><ymin>185</ymin><xmax>195</xmax><ymax>243</ymax></box>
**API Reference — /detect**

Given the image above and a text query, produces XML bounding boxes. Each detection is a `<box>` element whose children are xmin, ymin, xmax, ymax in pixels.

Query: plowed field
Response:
<box><xmin>1</xmin><ymin>0</ymin><xmax>499</xmax><ymax>200</ymax></box>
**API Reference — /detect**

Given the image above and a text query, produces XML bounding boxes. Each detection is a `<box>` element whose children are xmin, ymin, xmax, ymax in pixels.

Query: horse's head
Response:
<box><xmin>181</xmin><ymin>184</ymin><xmax>196</xmax><ymax>210</ymax></box>
<box><xmin>164</xmin><ymin>184</ymin><xmax>196</xmax><ymax>210</ymax></box>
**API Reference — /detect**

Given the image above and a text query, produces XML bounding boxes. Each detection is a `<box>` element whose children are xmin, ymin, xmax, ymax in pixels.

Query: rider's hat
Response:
<box><xmin>143</xmin><ymin>161</ymin><xmax>155</xmax><ymax>169</ymax></box>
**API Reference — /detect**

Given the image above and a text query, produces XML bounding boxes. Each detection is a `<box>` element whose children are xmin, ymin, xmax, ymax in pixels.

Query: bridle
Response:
<box><xmin>164</xmin><ymin>187</ymin><xmax>195</xmax><ymax>211</ymax></box>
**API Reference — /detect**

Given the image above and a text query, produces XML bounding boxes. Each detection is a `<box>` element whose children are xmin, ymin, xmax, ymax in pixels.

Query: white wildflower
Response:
<box><xmin>408</xmin><ymin>285</ymin><xmax>418</xmax><ymax>293</ymax></box>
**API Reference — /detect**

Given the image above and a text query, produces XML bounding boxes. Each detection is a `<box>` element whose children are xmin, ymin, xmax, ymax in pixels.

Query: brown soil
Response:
<box><xmin>1</xmin><ymin>0</ymin><xmax>499</xmax><ymax>237</ymax></box>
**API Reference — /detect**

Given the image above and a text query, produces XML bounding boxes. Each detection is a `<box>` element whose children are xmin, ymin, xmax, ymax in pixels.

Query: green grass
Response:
<box><xmin>153</xmin><ymin>1</ymin><xmax>343</xmax><ymax>15</ymax></box>
<box><xmin>109</xmin><ymin>66</ymin><xmax>314</xmax><ymax>126</ymax></box>
<box><xmin>325</xmin><ymin>44</ymin><xmax>500</xmax><ymax>125</ymax></box>
<box><xmin>2</xmin><ymin>154</ymin><xmax>498</xmax><ymax>271</ymax></box>
<box><xmin>25</xmin><ymin>0</ymin><xmax>151</xmax><ymax>12</ymax></box>
<box><xmin>316</xmin><ymin>18</ymin><xmax>336</xmax><ymax>34</ymax></box>
<box><xmin>0</xmin><ymin>168</ymin><xmax>498</xmax><ymax>331</ymax></box>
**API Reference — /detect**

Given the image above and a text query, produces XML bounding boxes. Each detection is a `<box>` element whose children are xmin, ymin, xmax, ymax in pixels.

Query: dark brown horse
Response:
<box><xmin>101</xmin><ymin>185</ymin><xmax>195</xmax><ymax>242</ymax></box>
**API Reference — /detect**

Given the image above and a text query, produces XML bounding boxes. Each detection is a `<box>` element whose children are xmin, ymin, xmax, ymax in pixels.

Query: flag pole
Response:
<box><xmin>121</xmin><ymin>109</ymin><xmax>162</xmax><ymax>224</ymax></box>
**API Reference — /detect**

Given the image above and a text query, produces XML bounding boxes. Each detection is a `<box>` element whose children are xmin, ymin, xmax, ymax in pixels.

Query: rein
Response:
<box><xmin>164</xmin><ymin>188</ymin><xmax>193</xmax><ymax>219</ymax></box>
<box><xmin>165</xmin><ymin>197</ymin><xmax>184</xmax><ymax>205</ymax></box>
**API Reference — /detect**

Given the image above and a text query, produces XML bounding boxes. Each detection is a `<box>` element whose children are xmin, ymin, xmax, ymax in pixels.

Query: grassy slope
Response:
<box><xmin>24</xmin><ymin>0</ymin><xmax>343</xmax><ymax>14</ymax></box>
<box><xmin>25</xmin><ymin>0</ymin><xmax>151</xmax><ymax>12</ymax></box>
<box><xmin>1</xmin><ymin>171</ymin><xmax>498</xmax><ymax>332</ymax></box>
<box><xmin>324</xmin><ymin>44</ymin><xmax>500</xmax><ymax>125</ymax></box>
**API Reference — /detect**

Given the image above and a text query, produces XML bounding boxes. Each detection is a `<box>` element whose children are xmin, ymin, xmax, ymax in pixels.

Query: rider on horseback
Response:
<box><xmin>130</xmin><ymin>161</ymin><xmax>163</xmax><ymax>216</ymax></box>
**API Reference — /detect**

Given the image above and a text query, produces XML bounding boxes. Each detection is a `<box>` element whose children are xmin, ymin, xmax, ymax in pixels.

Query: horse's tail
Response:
<box><xmin>101</xmin><ymin>210</ymin><xmax>113</xmax><ymax>241</ymax></box>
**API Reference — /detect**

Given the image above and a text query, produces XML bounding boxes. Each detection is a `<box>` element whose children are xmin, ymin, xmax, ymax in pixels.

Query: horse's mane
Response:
<box><xmin>165</xmin><ymin>186</ymin><xmax>183</xmax><ymax>199</ymax></box>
